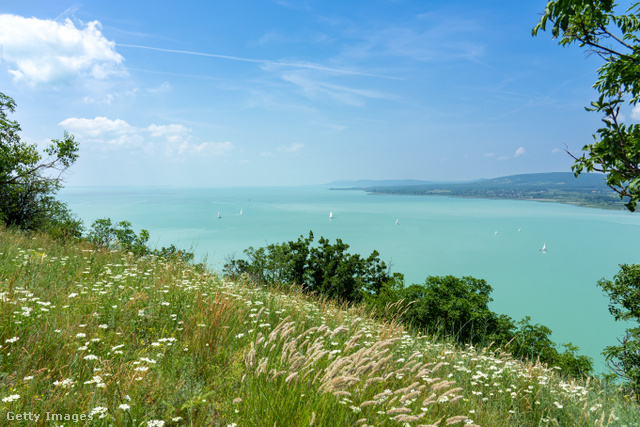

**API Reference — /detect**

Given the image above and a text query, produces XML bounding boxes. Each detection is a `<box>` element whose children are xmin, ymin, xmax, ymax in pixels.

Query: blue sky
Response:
<box><xmin>0</xmin><ymin>0</ymin><xmax>621</xmax><ymax>187</ymax></box>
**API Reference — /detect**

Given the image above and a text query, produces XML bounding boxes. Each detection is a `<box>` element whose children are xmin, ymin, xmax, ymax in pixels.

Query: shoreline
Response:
<box><xmin>358</xmin><ymin>190</ymin><xmax>624</xmax><ymax>211</ymax></box>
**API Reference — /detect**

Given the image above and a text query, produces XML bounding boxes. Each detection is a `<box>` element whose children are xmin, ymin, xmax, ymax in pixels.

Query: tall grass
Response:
<box><xmin>0</xmin><ymin>227</ymin><xmax>638</xmax><ymax>426</ymax></box>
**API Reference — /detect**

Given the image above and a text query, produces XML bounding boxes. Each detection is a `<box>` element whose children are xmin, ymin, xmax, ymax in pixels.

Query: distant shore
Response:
<box><xmin>330</xmin><ymin>172</ymin><xmax>624</xmax><ymax>211</ymax></box>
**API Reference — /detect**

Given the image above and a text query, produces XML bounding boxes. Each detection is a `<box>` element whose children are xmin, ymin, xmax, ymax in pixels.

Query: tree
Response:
<box><xmin>597</xmin><ymin>264</ymin><xmax>640</xmax><ymax>396</ymax></box>
<box><xmin>398</xmin><ymin>275</ymin><xmax>502</xmax><ymax>343</ymax></box>
<box><xmin>88</xmin><ymin>218</ymin><xmax>150</xmax><ymax>256</ymax></box>
<box><xmin>0</xmin><ymin>92</ymin><xmax>81</xmax><ymax>233</ymax></box>
<box><xmin>223</xmin><ymin>232</ymin><xmax>401</xmax><ymax>303</ymax></box>
<box><xmin>533</xmin><ymin>1</ymin><xmax>640</xmax><ymax>211</ymax></box>
<box><xmin>396</xmin><ymin>276</ymin><xmax>593</xmax><ymax>376</ymax></box>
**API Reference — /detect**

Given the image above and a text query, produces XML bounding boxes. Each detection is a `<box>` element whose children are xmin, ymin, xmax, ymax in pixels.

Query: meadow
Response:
<box><xmin>1</xmin><ymin>227</ymin><xmax>639</xmax><ymax>426</ymax></box>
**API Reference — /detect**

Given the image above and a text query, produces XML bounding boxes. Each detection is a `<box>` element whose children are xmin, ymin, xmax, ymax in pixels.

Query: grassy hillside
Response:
<box><xmin>0</xmin><ymin>227</ymin><xmax>638</xmax><ymax>426</ymax></box>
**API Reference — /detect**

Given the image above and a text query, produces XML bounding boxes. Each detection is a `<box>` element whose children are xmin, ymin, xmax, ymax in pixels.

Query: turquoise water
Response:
<box><xmin>58</xmin><ymin>186</ymin><xmax>640</xmax><ymax>372</ymax></box>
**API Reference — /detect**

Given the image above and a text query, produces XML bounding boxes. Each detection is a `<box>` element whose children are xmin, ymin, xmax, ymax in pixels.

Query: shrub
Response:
<box><xmin>224</xmin><ymin>231</ymin><xmax>400</xmax><ymax>303</ymax></box>
<box><xmin>0</xmin><ymin>92</ymin><xmax>79</xmax><ymax>231</ymax></box>
<box><xmin>88</xmin><ymin>218</ymin><xmax>150</xmax><ymax>255</ymax></box>
<box><xmin>598</xmin><ymin>264</ymin><xmax>640</xmax><ymax>396</ymax></box>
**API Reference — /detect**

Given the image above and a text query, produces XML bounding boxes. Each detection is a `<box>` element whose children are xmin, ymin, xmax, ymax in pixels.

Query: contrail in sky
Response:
<box><xmin>117</xmin><ymin>43</ymin><xmax>393</xmax><ymax>79</ymax></box>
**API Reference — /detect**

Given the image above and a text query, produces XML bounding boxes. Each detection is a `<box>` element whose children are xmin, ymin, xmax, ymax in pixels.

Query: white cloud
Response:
<box><xmin>0</xmin><ymin>14</ymin><xmax>124</xmax><ymax>86</ymax></box>
<box><xmin>277</xmin><ymin>142</ymin><xmax>304</xmax><ymax>153</ymax></box>
<box><xmin>514</xmin><ymin>147</ymin><xmax>525</xmax><ymax>157</ymax></box>
<box><xmin>121</xmin><ymin>43</ymin><xmax>385</xmax><ymax>78</ymax></box>
<box><xmin>281</xmin><ymin>72</ymin><xmax>397</xmax><ymax>106</ymax></box>
<box><xmin>147</xmin><ymin>123</ymin><xmax>192</xmax><ymax>146</ymax></box>
<box><xmin>484</xmin><ymin>152</ymin><xmax>495</xmax><ymax>158</ymax></box>
<box><xmin>196</xmin><ymin>141</ymin><xmax>234</xmax><ymax>155</ymax></box>
<box><xmin>171</xmin><ymin>140</ymin><xmax>233</xmax><ymax>157</ymax></box>
<box><xmin>83</xmin><ymin>94</ymin><xmax>115</xmax><ymax>105</ymax></box>
<box><xmin>551</xmin><ymin>147</ymin><xmax>562</xmax><ymax>154</ymax></box>
<box><xmin>147</xmin><ymin>123</ymin><xmax>189</xmax><ymax>136</ymax></box>
<box><xmin>147</xmin><ymin>123</ymin><xmax>191</xmax><ymax>138</ymax></box>
<box><xmin>83</xmin><ymin>88</ymin><xmax>139</xmax><ymax>105</ymax></box>
<box><xmin>61</xmin><ymin>116</ymin><xmax>232</xmax><ymax>156</ymax></box>
<box><xmin>60</xmin><ymin>117</ymin><xmax>135</xmax><ymax>138</ymax></box>
<box><xmin>632</xmin><ymin>104</ymin><xmax>640</xmax><ymax>121</ymax></box>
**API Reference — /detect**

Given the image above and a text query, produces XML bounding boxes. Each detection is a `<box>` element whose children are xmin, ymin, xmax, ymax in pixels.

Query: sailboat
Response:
<box><xmin>539</xmin><ymin>243</ymin><xmax>547</xmax><ymax>253</ymax></box>
<box><xmin>329</xmin><ymin>211</ymin><xmax>333</xmax><ymax>220</ymax></box>
<box><xmin>240</xmin><ymin>208</ymin><xmax>243</xmax><ymax>216</ymax></box>
<box><xmin>217</xmin><ymin>212</ymin><xmax>221</xmax><ymax>219</ymax></box>
<box><xmin>395</xmin><ymin>219</ymin><xmax>399</xmax><ymax>225</ymax></box>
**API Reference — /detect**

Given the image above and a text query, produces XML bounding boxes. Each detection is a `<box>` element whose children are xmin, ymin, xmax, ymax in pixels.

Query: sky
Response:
<box><xmin>0</xmin><ymin>0</ymin><xmax>628</xmax><ymax>187</ymax></box>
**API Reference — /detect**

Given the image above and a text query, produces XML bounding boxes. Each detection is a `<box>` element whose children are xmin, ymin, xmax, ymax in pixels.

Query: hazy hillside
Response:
<box><xmin>328</xmin><ymin>179</ymin><xmax>438</xmax><ymax>187</ymax></box>
<box><xmin>334</xmin><ymin>172</ymin><xmax>621</xmax><ymax>209</ymax></box>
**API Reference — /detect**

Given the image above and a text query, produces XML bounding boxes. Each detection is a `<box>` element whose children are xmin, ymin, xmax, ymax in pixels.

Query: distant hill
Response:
<box><xmin>463</xmin><ymin>172</ymin><xmax>610</xmax><ymax>190</ymax></box>
<box><xmin>333</xmin><ymin>172</ymin><xmax>623</xmax><ymax>209</ymax></box>
<box><xmin>327</xmin><ymin>179</ymin><xmax>437</xmax><ymax>187</ymax></box>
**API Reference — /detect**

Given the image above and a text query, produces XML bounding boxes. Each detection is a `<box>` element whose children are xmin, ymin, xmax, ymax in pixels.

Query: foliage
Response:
<box><xmin>86</xmin><ymin>217</ymin><xmax>204</xmax><ymax>270</ymax></box>
<box><xmin>223</xmin><ymin>231</ymin><xmax>401</xmax><ymax>302</ymax></box>
<box><xmin>507</xmin><ymin>318</ymin><xmax>593</xmax><ymax>378</ymax></box>
<box><xmin>225</xmin><ymin>234</ymin><xmax>592</xmax><ymax>377</ymax></box>
<box><xmin>533</xmin><ymin>1</ymin><xmax>640</xmax><ymax>211</ymax></box>
<box><xmin>394</xmin><ymin>277</ymin><xmax>593</xmax><ymax>377</ymax></box>
<box><xmin>153</xmin><ymin>243</ymin><xmax>196</xmax><ymax>264</ymax></box>
<box><xmin>87</xmin><ymin>218</ymin><xmax>150</xmax><ymax>256</ymax></box>
<box><xmin>597</xmin><ymin>264</ymin><xmax>640</xmax><ymax>397</ymax></box>
<box><xmin>39</xmin><ymin>200</ymin><xmax>84</xmax><ymax>242</ymax></box>
<box><xmin>1</xmin><ymin>227</ymin><xmax>635</xmax><ymax>426</ymax></box>
<box><xmin>0</xmin><ymin>92</ymin><xmax>81</xmax><ymax>232</ymax></box>
<box><xmin>397</xmin><ymin>276</ymin><xmax>499</xmax><ymax>343</ymax></box>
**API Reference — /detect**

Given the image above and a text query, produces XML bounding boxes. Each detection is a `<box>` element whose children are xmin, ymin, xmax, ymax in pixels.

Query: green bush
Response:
<box><xmin>1</xmin><ymin>92</ymin><xmax>79</xmax><ymax>231</ymax></box>
<box><xmin>40</xmin><ymin>200</ymin><xmax>84</xmax><ymax>242</ymax></box>
<box><xmin>224</xmin><ymin>231</ymin><xmax>401</xmax><ymax>303</ymax></box>
<box><xmin>225</xmin><ymin>233</ymin><xmax>593</xmax><ymax>378</ymax></box>
<box><xmin>397</xmin><ymin>275</ymin><xmax>499</xmax><ymax>343</ymax></box>
<box><xmin>392</xmin><ymin>277</ymin><xmax>592</xmax><ymax>377</ymax></box>
<box><xmin>88</xmin><ymin>218</ymin><xmax>150</xmax><ymax>255</ymax></box>
<box><xmin>598</xmin><ymin>264</ymin><xmax>640</xmax><ymax>397</ymax></box>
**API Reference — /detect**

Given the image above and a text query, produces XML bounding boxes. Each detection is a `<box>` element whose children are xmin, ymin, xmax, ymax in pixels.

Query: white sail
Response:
<box><xmin>395</xmin><ymin>219</ymin><xmax>399</xmax><ymax>225</ymax></box>
<box><xmin>218</xmin><ymin>212</ymin><xmax>221</xmax><ymax>219</ymax></box>
<box><xmin>240</xmin><ymin>209</ymin><xmax>243</xmax><ymax>216</ymax></box>
<box><xmin>539</xmin><ymin>243</ymin><xmax>547</xmax><ymax>253</ymax></box>
<box><xmin>329</xmin><ymin>211</ymin><xmax>333</xmax><ymax>219</ymax></box>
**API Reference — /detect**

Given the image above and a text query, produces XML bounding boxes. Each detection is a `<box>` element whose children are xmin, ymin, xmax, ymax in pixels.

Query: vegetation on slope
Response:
<box><xmin>340</xmin><ymin>173</ymin><xmax>623</xmax><ymax>210</ymax></box>
<box><xmin>224</xmin><ymin>233</ymin><xmax>594</xmax><ymax>380</ymax></box>
<box><xmin>2</xmin><ymin>227</ymin><xmax>637</xmax><ymax>426</ymax></box>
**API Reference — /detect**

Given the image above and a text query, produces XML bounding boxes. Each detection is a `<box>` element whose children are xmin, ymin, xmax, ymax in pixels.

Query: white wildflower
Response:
<box><xmin>53</xmin><ymin>378</ymin><xmax>75</xmax><ymax>388</ymax></box>
<box><xmin>2</xmin><ymin>394</ymin><xmax>20</xmax><ymax>403</ymax></box>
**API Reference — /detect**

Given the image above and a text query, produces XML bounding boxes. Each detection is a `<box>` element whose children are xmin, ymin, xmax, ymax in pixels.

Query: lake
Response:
<box><xmin>58</xmin><ymin>185</ymin><xmax>640</xmax><ymax>373</ymax></box>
